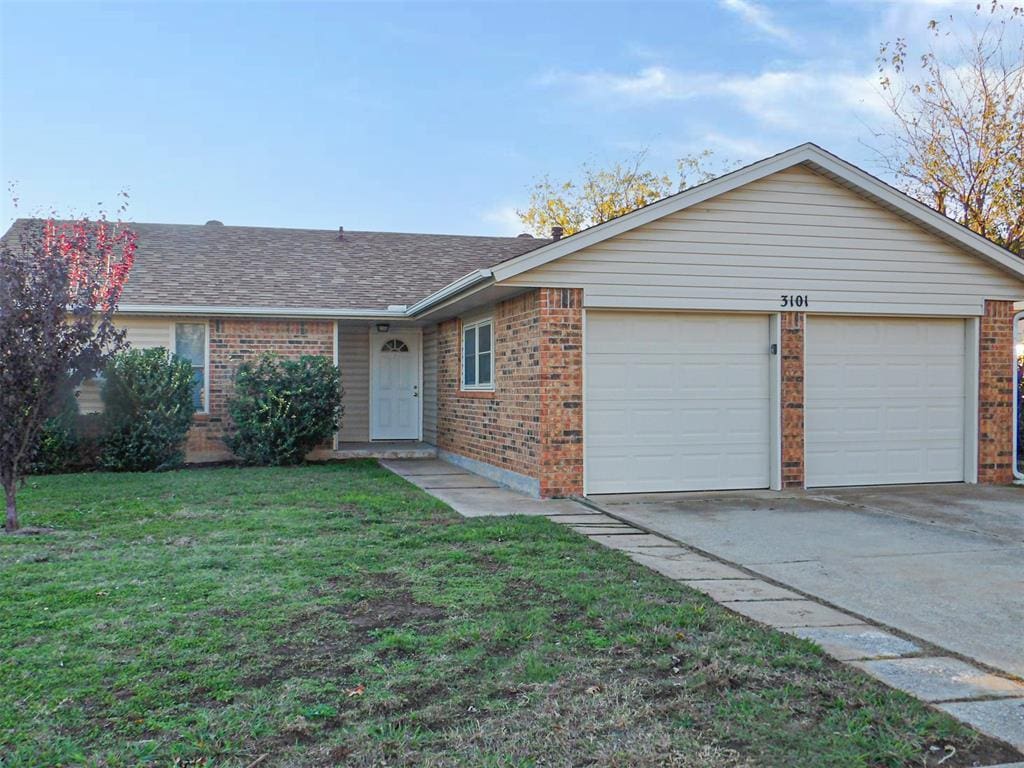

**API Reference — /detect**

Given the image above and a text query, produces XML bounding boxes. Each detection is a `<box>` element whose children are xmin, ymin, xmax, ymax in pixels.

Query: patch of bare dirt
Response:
<box><xmin>3</xmin><ymin>525</ymin><xmax>57</xmax><ymax>535</ymax></box>
<box><xmin>341</xmin><ymin>592</ymin><xmax>446</xmax><ymax>634</ymax></box>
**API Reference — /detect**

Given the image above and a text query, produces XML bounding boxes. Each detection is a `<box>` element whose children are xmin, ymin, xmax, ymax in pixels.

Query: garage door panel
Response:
<box><xmin>586</xmin><ymin>311</ymin><xmax>771</xmax><ymax>494</ymax></box>
<box><xmin>806</xmin><ymin>317</ymin><xmax>966</xmax><ymax>487</ymax></box>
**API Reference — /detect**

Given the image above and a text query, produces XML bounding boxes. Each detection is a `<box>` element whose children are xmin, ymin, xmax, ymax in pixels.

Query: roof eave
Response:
<box><xmin>117</xmin><ymin>304</ymin><xmax>409</xmax><ymax>320</ymax></box>
<box><xmin>117</xmin><ymin>269</ymin><xmax>497</xmax><ymax>320</ymax></box>
<box><xmin>406</xmin><ymin>269</ymin><xmax>494</xmax><ymax>317</ymax></box>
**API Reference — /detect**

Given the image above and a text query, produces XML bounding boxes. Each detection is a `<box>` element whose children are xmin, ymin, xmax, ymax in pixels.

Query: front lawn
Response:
<box><xmin>1</xmin><ymin>463</ymin><xmax>1018</xmax><ymax>767</ymax></box>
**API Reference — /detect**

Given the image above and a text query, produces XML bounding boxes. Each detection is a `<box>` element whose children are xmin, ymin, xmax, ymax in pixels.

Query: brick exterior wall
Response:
<box><xmin>977</xmin><ymin>300</ymin><xmax>1016</xmax><ymax>485</ymax></box>
<box><xmin>538</xmin><ymin>288</ymin><xmax>584</xmax><ymax>497</ymax></box>
<box><xmin>434</xmin><ymin>288</ymin><xmax>584</xmax><ymax>497</ymax></box>
<box><xmin>780</xmin><ymin>312</ymin><xmax>805</xmax><ymax>488</ymax></box>
<box><xmin>185</xmin><ymin>318</ymin><xmax>335</xmax><ymax>461</ymax></box>
<box><xmin>181</xmin><ymin>297</ymin><xmax>1013</xmax><ymax>491</ymax></box>
<box><xmin>435</xmin><ymin>292</ymin><xmax>542</xmax><ymax>478</ymax></box>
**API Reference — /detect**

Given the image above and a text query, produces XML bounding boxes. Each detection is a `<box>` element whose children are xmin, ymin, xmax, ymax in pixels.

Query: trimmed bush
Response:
<box><xmin>227</xmin><ymin>354</ymin><xmax>342</xmax><ymax>466</ymax></box>
<box><xmin>28</xmin><ymin>387</ymin><xmax>80</xmax><ymax>475</ymax></box>
<box><xmin>99</xmin><ymin>348</ymin><xmax>196</xmax><ymax>471</ymax></box>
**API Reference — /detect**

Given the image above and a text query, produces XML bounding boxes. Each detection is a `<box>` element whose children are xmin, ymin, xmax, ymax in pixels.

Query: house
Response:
<box><xmin>15</xmin><ymin>143</ymin><xmax>1024</xmax><ymax>495</ymax></box>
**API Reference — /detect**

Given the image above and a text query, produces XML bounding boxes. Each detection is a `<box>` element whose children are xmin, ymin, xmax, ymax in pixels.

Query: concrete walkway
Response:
<box><xmin>379</xmin><ymin>458</ymin><xmax>1024</xmax><ymax>757</ymax></box>
<box><xmin>381</xmin><ymin>458</ymin><xmax>582</xmax><ymax>517</ymax></box>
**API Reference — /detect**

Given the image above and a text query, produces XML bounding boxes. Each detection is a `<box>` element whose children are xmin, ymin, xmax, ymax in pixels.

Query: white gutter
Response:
<box><xmin>117</xmin><ymin>269</ymin><xmax>495</xmax><ymax>321</ymax></box>
<box><xmin>1014</xmin><ymin>310</ymin><xmax>1024</xmax><ymax>483</ymax></box>
<box><xmin>118</xmin><ymin>304</ymin><xmax>408</xmax><ymax>319</ymax></box>
<box><xmin>405</xmin><ymin>269</ymin><xmax>493</xmax><ymax>316</ymax></box>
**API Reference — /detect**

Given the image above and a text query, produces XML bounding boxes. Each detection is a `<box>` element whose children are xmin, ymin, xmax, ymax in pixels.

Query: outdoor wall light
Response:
<box><xmin>376</xmin><ymin>323</ymin><xmax>390</xmax><ymax>333</ymax></box>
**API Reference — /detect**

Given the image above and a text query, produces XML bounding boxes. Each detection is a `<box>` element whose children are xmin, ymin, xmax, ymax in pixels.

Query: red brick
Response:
<box><xmin>977</xmin><ymin>300</ymin><xmax>1016</xmax><ymax>484</ymax></box>
<box><xmin>538</xmin><ymin>287</ymin><xmax>583</xmax><ymax>497</ymax></box>
<box><xmin>435</xmin><ymin>288</ymin><xmax>583</xmax><ymax>497</ymax></box>
<box><xmin>780</xmin><ymin>311</ymin><xmax>805</xmax><ymax>488</ymax></box>
<box><xmin>435</xmin><ymin>292</ymin><xmax>542</xmax><ymax>479</ymax></box>
<box><xmin>185</xmin><ymin>318</ymin><xmax>334</xmax><ymax>461</ymax></box>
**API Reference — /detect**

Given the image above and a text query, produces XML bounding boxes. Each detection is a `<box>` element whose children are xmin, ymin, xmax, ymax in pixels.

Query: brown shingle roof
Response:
<box><xmin>4</xmin><ymin>220</ymin><xmax>548</xmax><ymax>311</ymax></box>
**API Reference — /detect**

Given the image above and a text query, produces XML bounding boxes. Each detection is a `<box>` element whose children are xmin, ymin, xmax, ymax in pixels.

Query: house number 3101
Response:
<box><xmin>780</xmin><ymin>294</ymin><xmax>809</xmax><ymax>308</ymax></box>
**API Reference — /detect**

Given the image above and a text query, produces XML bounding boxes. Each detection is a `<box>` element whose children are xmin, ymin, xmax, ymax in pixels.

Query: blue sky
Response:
<box><xmin>0</xmin><ymin>0</ymin><xmax>977</xmax><ymax>236</ymax></box>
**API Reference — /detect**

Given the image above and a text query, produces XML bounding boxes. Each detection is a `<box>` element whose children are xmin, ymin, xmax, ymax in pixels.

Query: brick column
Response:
<box><xmin>780</xmin><ymin>312</ymin><xmax>805</xmax><ymax>488</ymax></box>
<box><xmin>538</xmin><ymin>288</ymin><xmax>584</xmax><ymax>497</ymax></box>
<box><xmin>978</xmin><ymin>300</ymin><xmax>1016</xmax><ymax>485</ymax></box>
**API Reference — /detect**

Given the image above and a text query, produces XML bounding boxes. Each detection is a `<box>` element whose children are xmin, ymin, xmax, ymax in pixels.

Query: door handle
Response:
<box><xmin>413</xmin><ymin>385</ymin><xmax>419</xmax><ymax>398</ymax></box>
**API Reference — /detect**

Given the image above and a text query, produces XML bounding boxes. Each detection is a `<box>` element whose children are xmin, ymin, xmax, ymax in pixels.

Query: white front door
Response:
<box><xmin>370</xmin><ymin>332</ymin><xmax>421</xmax><ymax>440</ymax></box>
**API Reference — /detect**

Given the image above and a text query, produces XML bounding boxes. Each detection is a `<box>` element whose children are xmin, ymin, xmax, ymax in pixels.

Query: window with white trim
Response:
<box><xmin>174</xmin><ymin>322</ymin><xmax>208</xmax><ymax>412</ymax></box>
<box><xmin>462</xmin><ymin>318</ymin><xmax>493</xmax><ymax>390</ymax></box>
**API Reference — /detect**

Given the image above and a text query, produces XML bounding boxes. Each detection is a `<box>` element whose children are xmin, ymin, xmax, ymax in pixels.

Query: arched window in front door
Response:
<box><xmin>381</xmin><ymin>339</ymin><xmax>410</xmax><ymax>353</ymax></box>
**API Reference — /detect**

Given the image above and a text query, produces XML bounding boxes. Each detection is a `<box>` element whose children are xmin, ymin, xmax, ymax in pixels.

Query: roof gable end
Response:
<box><xmin>488</xmin><ymin>143</ymin><xmax>1024</xmax><ymax>285</ymax></box>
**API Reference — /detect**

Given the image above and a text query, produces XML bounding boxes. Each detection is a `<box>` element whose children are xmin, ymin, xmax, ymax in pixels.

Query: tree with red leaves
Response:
<box><xmin>1</xmin><ymin>216</ymin><xmax>136</xmax><ymax>532</ymax></box>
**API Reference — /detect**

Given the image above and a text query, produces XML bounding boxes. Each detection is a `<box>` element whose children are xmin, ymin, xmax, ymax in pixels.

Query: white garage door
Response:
<box><xmin>585</xmin><ymin>312</ymin><xmax>772</xmax><ymax>494</ymax></box>
<box><xmin>806</xmin><ymin>316</ymin><xmax>966</xmax><ymax>487</ymax></box>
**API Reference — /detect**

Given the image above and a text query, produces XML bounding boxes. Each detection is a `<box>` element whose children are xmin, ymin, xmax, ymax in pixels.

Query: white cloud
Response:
<box><xmin>540</xmin><ymin>64</ymin><xmax>889</xmax><ymax>134</ymax></box>
<box><xmin>719</xmin><ymin>0</ymin><xmax>796</xmax><ymax>44</ymax></box>
<box><xmin>537</xmin><ymin>66</ymin><xmax>720</xmax><ymax>103</ymax></box>
<box><xmin>481</xmin><ymin>204</ymin><xmax>527</xmax><ymax>236</ymax></box>
<box><xmin>719</xmin><ymin>69</ymin><xmax>889</xmax><ymax>130</ymax></box>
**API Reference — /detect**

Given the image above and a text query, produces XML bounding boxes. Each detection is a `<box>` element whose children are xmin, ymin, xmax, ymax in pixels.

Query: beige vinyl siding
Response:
<box><xmin>77</xmin><ymin>317</ymin><xmax>174</xmax><ymax>414</ymax></box>
<box><xmin>422</xmin><ymin>326</ymin><xmax>438</xmax><ymax>444</ymax></box>
<box><xmin>503</xmin><ymin>166</ymin><xmax>1024</xmax><ymax>316</ymax></box>
<box><xmin>338</xmin><ymin>325</ymin><xmax>370</xmax><ymax>442</ymax></box>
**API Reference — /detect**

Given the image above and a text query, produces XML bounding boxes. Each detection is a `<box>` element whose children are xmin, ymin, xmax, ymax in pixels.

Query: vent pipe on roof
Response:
<box><xmin>551</xmin><ymin>225</ymin><xmax>564</xmax><ymax>241</ymax></box>
<box><xmin>338</xmin><ymin>226</ymin><xmax>344</xmax><ymax>241</ymax></box>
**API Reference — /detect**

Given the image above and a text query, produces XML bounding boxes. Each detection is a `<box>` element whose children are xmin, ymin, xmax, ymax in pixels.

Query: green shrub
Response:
<box><xmin>28</xmin><ymin>387</ymin><xmax>80</xmax><ymax>474</ymax></box>
<box><xmin>227</xmin><ymin>354</ymin><xmax>342</xmax><ymax>466</ymax></box>
<box><xmin>99</xmin><ymin>348</ymin><xmax>196</xmax><ymax>471</ymax></box>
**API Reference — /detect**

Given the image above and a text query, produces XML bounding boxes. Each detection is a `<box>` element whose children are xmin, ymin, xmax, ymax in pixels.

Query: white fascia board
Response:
<box><xmin>118</xmin><ymin>304</ymin><xmax>408</xmax><ymax>319</ymax></box>
<box><xmin>405</xmin><ymin>269</ymin><xmax>493</xmax><ymax>316</ymax></box>
<box><xmin>119</xmin><ymin>268</ymin><xmax>496</xmax><ymax>321</ymax></box>
<box><xmin>489</xmin><ymin>143</ymin><xmax>1024</xmax><ymax>284</ymax></box>
<box><xmin>411</xmin><ymin>279</ymin><xmax>502</xmax><ymax>321</ymax></box>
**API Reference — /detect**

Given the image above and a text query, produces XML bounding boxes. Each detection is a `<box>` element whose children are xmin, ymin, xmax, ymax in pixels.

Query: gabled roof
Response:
<box><xmin>6</xmin><ymin>143</ymin><xmax>1020</xmax><ymax>322</ymax></box>
<box><xmin>486</xmin><ymin>142</ymin><xmax>1024</xmax><ymax>285</ymax></box>
<box><xmin>2</xmin><ymin>219</ymin><xmax>549</xmax><ymax>315</ymax></box>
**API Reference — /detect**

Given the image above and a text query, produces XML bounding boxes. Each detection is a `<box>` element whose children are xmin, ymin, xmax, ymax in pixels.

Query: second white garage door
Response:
<box><xmin>805</xmin><ymin>316</ymin><xmax>967</xmax><ymax>487</ymax></box>
<box><xmin>585</xmin><ymin>312</ymin><xmax>772</xmax><ymax>494</ymax></box>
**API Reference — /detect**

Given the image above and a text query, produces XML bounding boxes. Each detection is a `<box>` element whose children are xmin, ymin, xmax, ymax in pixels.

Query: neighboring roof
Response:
<box><xmin>488</xmin><ymin>142</ymin><xmax>1024</xmax><ymax>285</ymax></box>
<box><xmin>2</xmin><ymin>219</ymin><xmax>549</xmax><ymax>313</ymax></box>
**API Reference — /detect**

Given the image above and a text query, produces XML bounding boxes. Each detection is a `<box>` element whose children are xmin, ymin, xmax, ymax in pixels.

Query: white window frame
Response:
<box><xmin>461</xmin><ymin>317</ymin><xmax>494</xmax><ymax>392</ymax></box>
<box><xmin>173</xmin><ymin>321</ymin><xmax>210</xmax><ymax>414</ymax></box>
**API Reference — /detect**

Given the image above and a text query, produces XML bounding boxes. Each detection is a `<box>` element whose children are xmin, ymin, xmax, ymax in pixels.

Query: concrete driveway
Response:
<box><xmin>594</xmin><ymin>484</ymin><xmax>1024</xmax><ymax>679</ymax></box>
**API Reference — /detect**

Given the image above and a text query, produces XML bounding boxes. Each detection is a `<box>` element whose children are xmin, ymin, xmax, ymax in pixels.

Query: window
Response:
<box><xmin>175</xmin><ymin>323</ymin><xmax>207</xmax><ymax>412</ymax></box>
<box><xmin>462</xmin><ymin>318</ymin><xmax>493</xmax><ymax>390</ymax></box>
<box><xmin>381</xmin><ymin>339</ymin><xmax>410</xmax><ymax>353</ymax></box>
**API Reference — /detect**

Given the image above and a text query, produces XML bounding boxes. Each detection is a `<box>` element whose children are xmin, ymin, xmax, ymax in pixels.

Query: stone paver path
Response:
<box><xmin>380</xmin><ymin>458</ymin><xmax>1024</xmax><ymax>756</ymax></box>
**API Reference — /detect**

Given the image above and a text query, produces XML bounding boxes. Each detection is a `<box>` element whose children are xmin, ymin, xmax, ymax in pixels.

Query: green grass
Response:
<box><xmin>0</xmin><ymin>462</ymin><xmax>1017</xmax><ymax>767</ymax></box>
